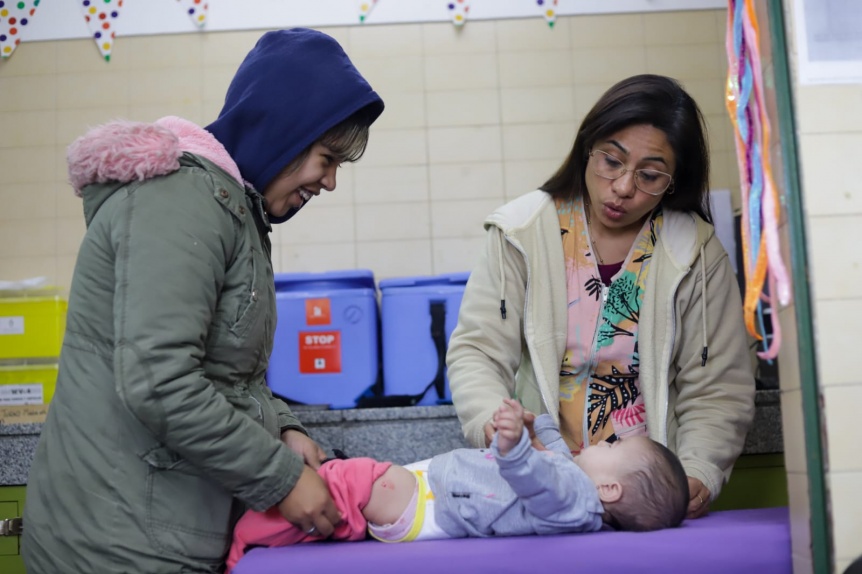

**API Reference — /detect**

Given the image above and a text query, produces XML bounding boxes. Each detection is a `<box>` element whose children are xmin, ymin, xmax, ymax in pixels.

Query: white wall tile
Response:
<box><xmin>357</xmin><ymin>239</ymin><xmax>432</xmax><ymax>279</ymax></box>
<box><xmin>349</xmin><ymin>23</ymin><xmax>424</xmax><ymax>59</ymax></box>
<box><xmin>786</xmin><ymin>471</ymin><xmax>812</xmax><ymax>567</ymax></box>
<box><xmin>428</xmin><ymin>126</ymin><xmax>502</xmax><ymax>163</ymax></box>
<box><xmin>503</xmin><ymin>159</ymin><xmax>560</xmax><ymax>198</ymax></box>
<box><xmin>0</xmin><ymin>220</ymin><xmax>56</xmax><ymax>258</ymax></box>
<box><xmin>0</xmin><ymin>183</ymin><xmax>57</xmax><ymax>220</ymax></box>
<box><xmin>274</xmin><ymin>205</ymin><xmax>356</xmax><ymax>246</ymax></box>
<box><xmin>429</xmin><ymin>162</ymin><xmax>505</xmax><ymax>201</ymax></box>
<box><xmin>798</xmin><ymin>133</ymin><xmax>862</xmax><ymax>217</ymax></box>
<box><xmin>0</xmin><ymin>41</ymin><xmax>57</xmax><ymax>76</ymax></box>
<box><xmin>0</xmin><ymin>146</ymin><xmax>58</xmax><ymax>184</ymax></box>
<box><xmin>0</xmin><ymin>110</ymin><xmax>57</xmax><ymax>148</ymax></box>
<box><xmin>780</xmin><ymin>388</ymin><xmax>807</xmax><ymax>475</ymax></box>
<box><xmin>354</xmin><ymin>165</ymin><xmax>429</xmax><ymax>204</ymax></box>
<box><xmin>643</xmin><ymin>10</ymin><xmax>721</xmax><ymax>45</ymax></box>
<box><xmin>500</xmin><ymin>86</ymin><xmax>575</xmax><ymax>125</ymax></box>
<box><xmin>359</xmin><ymin>128</ymin><xmax>428</xmax><ymax>167</ymax></box>
<box><xmin>426</xmin><ymin>90</ymin><xmax>499</xmax><ymax>127</ymax></box>
<box><xmin>430</xmin><ymin>199</ymin><xmax>501</xmax><ymax>239</ymax></box>
<box><xmin>570</xmin><ymin>14</ymin><xmax>644</xmax><ymax>49</ymax></box>
<box><xmin>373</xmin><ymin>91</ymin><xmax>427</xmax><ymax>130</ymax></box>
<box><xmin>424</xmin><ymin>53</ymin><xmax>499</xmax><ymax>91</ymax></box>
<box><xmin>0</xmin><ymin>256</ymin><xmax>57</xmax><ymax>283</ymax></box>
<box><xmin>126</xmin><ymin>68</ymin><xmax>202</xmax><ymax>106</ymax></box>
<box><xmin>807</xmin><ymin>216</ymin><xmax>862</xmax><ymax>300</ymax></box>
<box><xmin>354</xmin><ymin>55</ymin><xmax>425</xmax><ymax>93</ymax></box>
<box><xmin>121</xmin><ymin>35</ymin><xmax>204</xmax><ymax>70</ymax></box>
<box><xmin>830</xmin><ymin>471</ymin><xmax>862</xmax><ymax>564</ymax></box>
<box><xmin>823</xmin><ymin>385</ymin><xmax>862</xmax><ymax>472</ymax></box>
<box><xmin>815</xmin><ymin>300</ymin><xmax>862</xmax><ymax>387</ymax></box>
<box><xmin>423</xmin><ymin>20</ymin><xmax>497</xmax><ymax>54</ymax></box>
<box><xmin>0</xmin><ymin>75</ymin><xmax>57</xmax><ymax>112</ymax></box>
<box><xmin>502</xmin><ymin>123</ymin><xmax>574</xmax><ymax>162</ymax></box>
<box><xmin>279</xmin><ymin>242</ymin><xmax>356</xmax><ymax>274</ymax></box>
<box><xmin>796</xmin><ymin>85</ymin><xmax>862</xmax><ymax>135</ymax></box>
<box><xmin>432</xmin><ymin>237</ymin><xmax>485</xmax><ymax>275</ymax></box>
<box><xmin>572</xmin><ymin>47</ymin><xmax>647</xmax><ymax>85</ymax></box>
<box><xmin>355</xmin><ymin>203</ymin><xmax>431</xmax><ymax>242</ymax></box>
<box><xmin>498</xmin><ymin>50</ymin><xmax>573</xmax><ymax>88</ymax></box>
<box><xmin>57</xmin><ymin>73</ymin><xmax>130</xmax><ymax>109</ymax></box>
<box><xmin>495</xmin><ymin>17</ymin><xmax>571</xmax><ymax>52</ymax></box>
<box><xmin>646</xmin><ymin>44</ymin><xmax>726</xmax><ymax>80</ymax></box>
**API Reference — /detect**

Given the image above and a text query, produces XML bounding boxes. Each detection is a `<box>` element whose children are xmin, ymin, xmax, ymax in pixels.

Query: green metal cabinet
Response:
<box><xmin>0</xmin><ymin>485</ymin><xmax>25</xmax><ymax>574</ymax></box>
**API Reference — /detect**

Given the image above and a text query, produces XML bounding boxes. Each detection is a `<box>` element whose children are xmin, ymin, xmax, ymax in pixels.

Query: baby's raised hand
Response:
<box><xmin>493</xmin><ymin>398</ymin><xmax>525</xmax><ymax>456</ymax></box>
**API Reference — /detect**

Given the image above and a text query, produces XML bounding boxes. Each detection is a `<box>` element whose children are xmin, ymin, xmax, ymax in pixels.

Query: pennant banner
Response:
<box><xmin>538</xmin><ymin>0</ymin><xmax>558</xmax><ymax>28</ymax></box>
<box><xmin>448</xmin><ymin>0</ymin><xmax>469</xmax><ymax>27</ymax></box>
<box><xmin>0</xmin><ymin>0</ymin><xmax>41</xmax><ymax>59</ymax></box>
<box><xmin>358</xmin><ymin>0</ymin><xmax>377</xmax><ymax>23</ymax></box>
<box><xmin>177</xmin><ymin>0</ymin><xmax>208</xmax><ymax>28</ymax></box>
<box><xmin>80</xmin><ymin>0</ymin><xmax>123</xmax><ymax>62</ymax></box>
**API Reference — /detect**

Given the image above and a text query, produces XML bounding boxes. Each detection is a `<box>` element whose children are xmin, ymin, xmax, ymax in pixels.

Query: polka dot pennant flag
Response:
<box><xmin>537</xmin><ymin>0</ymin><xmax>558</xmax><ymax>28</ymax></box>
<box><xmin>0</xmin><ymin>0</ymin><xmax>41</xmax><ymax>60</ymax></box>
<box><xmin>79</xmin><ymin>0</ymin><xmax>123</xmax><ymax>62</ymax></box>
<box><xmin>447</xmin><ymin>0</ymin><xmax>469</xmax><ymax>27</ymax></box>
<box><xmin>176</xmin><ymin>0</ymin><xmax>207</xmax><ymax>28</ymax></box>
<box><xmin>358</xmin><ymin>0</ymin><xmax>377</xmax><ymax>23</ymax></box>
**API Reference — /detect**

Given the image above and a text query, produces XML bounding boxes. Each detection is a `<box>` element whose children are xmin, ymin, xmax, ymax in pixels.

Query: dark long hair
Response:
<box><xmin>541</xmin><ymin>74</ymin><xmax>712</xmax><ymax>223</ymax></box>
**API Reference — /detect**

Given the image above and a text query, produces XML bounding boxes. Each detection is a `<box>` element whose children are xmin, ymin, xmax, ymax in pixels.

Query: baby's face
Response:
<box><xmin>573</xmin><ymin>436</ymin><xmax>652</xmax><ymax>484</ymax></box>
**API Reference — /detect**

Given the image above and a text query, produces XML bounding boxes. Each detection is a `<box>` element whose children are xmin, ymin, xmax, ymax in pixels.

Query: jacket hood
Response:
<box><xmin>205</xmin><ymin>28</ymin><xmax>384</xmax><ymax>201</ymax></box>
<box><xmin>66</xmin><ymin>116</ymin><xmax>246</xmax><ymax>221</ymax></box>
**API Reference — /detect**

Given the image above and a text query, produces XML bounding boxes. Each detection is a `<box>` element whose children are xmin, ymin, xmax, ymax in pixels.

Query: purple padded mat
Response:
<box><xmin>233</xmin><ymin>507</ymin><xmax>791</xmax><ymax>574</ymax></box>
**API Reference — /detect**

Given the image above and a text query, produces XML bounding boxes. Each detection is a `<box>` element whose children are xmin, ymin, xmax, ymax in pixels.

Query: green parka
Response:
<box><xmin>23</xmin><ymin>137</ymin><xmax>306</xmax><ymax>573</ymax></box>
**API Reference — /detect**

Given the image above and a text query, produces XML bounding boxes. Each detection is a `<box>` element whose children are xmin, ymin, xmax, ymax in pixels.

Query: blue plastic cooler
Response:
<box><xmin>378</xmin><ymin>272</ymin><xmax>469</xmax><ymax>406</ymax></box>
<box><xmin>268</xmin><ymin>270</ymin><xmax>378</xmax><ymax>409</ymax></box>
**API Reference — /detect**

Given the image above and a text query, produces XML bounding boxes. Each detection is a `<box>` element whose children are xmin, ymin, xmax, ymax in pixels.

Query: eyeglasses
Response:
<box><xmin>589</xmin><ymin>149</ymin><xmax>674</xmax><ymax>196</ymax></box>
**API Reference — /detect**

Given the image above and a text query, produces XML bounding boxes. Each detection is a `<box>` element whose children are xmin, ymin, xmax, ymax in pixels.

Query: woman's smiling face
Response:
<box><xmin>262</xmin><ymin>143</ymin><xmax>341</xmax><ymax>218</ymax></box>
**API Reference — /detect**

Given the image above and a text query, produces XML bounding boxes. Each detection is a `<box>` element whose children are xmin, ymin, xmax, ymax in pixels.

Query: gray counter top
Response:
<box><xmin>0</xmin><ymin>390</ymin><xmax>782</xmax><ymax>486</ymax></box>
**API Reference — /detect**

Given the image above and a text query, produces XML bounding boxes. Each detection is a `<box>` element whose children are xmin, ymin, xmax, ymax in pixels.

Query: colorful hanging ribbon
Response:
<box><xmin>725</xmin><ymin>0</ymin><xmax>791</xmax><ymax>360</ymax></box>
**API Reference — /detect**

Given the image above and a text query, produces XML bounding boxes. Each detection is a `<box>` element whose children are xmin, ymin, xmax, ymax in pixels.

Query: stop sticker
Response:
<box><xmin>298</xmin><ymin>330</ymin><xmax>342</xmax><ymax>374</ymax></box>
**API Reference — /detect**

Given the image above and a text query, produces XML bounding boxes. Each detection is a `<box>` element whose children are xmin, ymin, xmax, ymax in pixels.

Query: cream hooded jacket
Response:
<box><xmin>447</xmin><ymin>190</ymin><xmax>755</xmax><ymax>500</ymax></box>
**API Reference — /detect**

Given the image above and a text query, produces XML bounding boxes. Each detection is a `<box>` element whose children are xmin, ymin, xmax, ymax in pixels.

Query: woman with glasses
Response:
<box><xmin>447</xmin><ymin>74</ymin><xmax>754</xmax><ymax>522</ymax></box>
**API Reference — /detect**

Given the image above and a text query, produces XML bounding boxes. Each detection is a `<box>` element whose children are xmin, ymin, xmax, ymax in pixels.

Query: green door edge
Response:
<box><xmin>768</xmin><ymin>3</ymin><xmax>832</xmax><ymax>573</ymax></box>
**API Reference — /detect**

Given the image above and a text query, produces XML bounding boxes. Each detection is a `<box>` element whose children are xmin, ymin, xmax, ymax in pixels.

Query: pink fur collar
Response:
<box><xmin>67</xmin><ymin>116</ymin><xmax>244</xmax><ymax>196</ymax></box>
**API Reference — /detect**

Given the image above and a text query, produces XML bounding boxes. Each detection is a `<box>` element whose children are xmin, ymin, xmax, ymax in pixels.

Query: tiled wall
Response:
<box><xmin>781</xmin><ymin>2</ymin><xmax>862</xmax><ymax>572</ymax></box>
<box><xmin>0</xmin><ymin>10</ymin><xmax>733</xmax><ymax>287</ymax></box>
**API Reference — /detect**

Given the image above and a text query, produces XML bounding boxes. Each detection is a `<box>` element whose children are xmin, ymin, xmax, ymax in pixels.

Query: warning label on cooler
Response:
<box><xmin>0</xmin><ymin>383</ymin><xmax>44</xmax><ymax>406</ymax></box>
<box><xmin>299</xmin><ymin>330</ymin><xmax>342</xmax><ymax>374</ymax></box>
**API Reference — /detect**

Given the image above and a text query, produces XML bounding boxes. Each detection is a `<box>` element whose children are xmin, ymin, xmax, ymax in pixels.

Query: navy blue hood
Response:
<box><xmin>206</xmin><ymin>28</ymin><xmax>384</xmax><ymax>200</ymax></box>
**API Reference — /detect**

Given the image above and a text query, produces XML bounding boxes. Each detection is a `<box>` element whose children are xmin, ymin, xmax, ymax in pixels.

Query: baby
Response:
<box><xmin>227</xmin><ymin>399</ymin><xmax>689</xmax><ymax>571</ymax></box>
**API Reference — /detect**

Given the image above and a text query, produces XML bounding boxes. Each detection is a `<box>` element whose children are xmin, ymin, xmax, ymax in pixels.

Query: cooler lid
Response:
<box><xmin>379</xmin><ymin>271</ymin><xmax>470</xmax><ymax>290</ymax></box>
<box><xmin>274</xmin><ymin>269</ymin><xmax>376</xmax><ymax>292</ymax></box>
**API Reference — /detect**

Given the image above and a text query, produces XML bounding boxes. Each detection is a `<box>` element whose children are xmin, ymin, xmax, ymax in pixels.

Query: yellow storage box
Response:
<box><xmin>0</xmin><ymin>291</ymin><xmax>67</xmax><ymax>360</ymax></box>
<box><xmin>0</xmin><ymin>361</ymin><xmax>59</xmax><ymax>406</ymax></box>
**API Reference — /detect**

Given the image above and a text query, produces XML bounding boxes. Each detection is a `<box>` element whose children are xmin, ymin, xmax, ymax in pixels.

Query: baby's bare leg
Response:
<box><xmin>364</xmin><ymin>465</ymin><xmax>417</xmax><ymax>526</ymax></box>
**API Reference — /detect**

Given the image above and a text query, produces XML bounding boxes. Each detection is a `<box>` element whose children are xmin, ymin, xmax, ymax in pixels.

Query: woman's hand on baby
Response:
<box><xmin>493</xmin><ymin>398</ymin><xmax>525</xmax><ymax>456</ymax></box>
<box><xmin>281</xmin><ymin>429</ymin><xmax>327</xmax><ymax>470</ymax></box>
<box><xmin>278</xmin><ymin>465</ymin><xmax>342</xmax><ymax>538</ymax></box>
<box><xmin>686</xmin><ymin>476</ymin><xmax>711</xmax><ymax>519</ymax></box>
